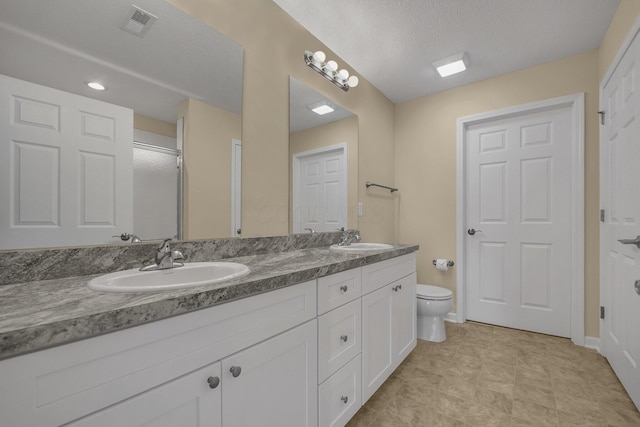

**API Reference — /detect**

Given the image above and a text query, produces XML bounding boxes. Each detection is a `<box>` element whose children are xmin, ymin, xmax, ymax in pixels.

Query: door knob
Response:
<box><xmin>230</xmin><ymin>366</ymin><xmax>242</xmax><ymax>377</ymax></box>
<box><xmin>618</xmin><ymin>236</ymin><xmax>640</xmax><ymax>249</ymax></box>
<box><xmin>341</xmin><ymin>396</ymin><xmax>349</xmax><ymax>404</ymax></box>
<box><xmin>340</xmin><ymin>334</ymin><xmax>348</xmax><ymax>342</ymax></box>
<box><xmin>207</xmin><ymin>376</ymin><xmax>220</xmax><ymax>389</ymax></box>
<box><xmin>467</xmin><ymin>228</ymin><xmax>482</xmax><ymax>236</ymax></box>
<box><xmin>635</xmin><ymin>280</ymin><xmax>640</xmax><ymax>295</ymax></box>
<box><xmin>340</xmin><ymin>285</ymin><xmax>348</xmax><ymax>292</ymax></box>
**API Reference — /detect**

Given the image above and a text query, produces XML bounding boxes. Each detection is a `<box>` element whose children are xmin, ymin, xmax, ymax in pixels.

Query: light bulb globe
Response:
<box><xmin>338</xmin><ymin>69</ymin><xmax>350</xmax><ymax>80</ymax></box>
<box><xmin>326</xmin><ymin>60</ymin><xmax>338</xmax><ymax>72</ymax></box>
<box><xmin>313</xmin><ymin>51</ymin><xmax>326</xmax><ymax>62</ymax></box>
<box><xmin>348</xmin><ymin>75</ymin><xmax>359</xmax><ymax>88</ymax></box>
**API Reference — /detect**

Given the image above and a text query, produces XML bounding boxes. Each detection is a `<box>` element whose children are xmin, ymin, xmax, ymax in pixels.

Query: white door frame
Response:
<box><xmin>231</xmin><ymin>138</ymin><xmax>242</xmax><ymax>237</ymax></box>
<box><xmin>456</xmin><ymin>93</ymin><xmax>585</xmax><ymax>345</ymax></box>
<box><xmin>599</xmin><ymin>14</ymin><xmax>640</xmax><ymax>357</ymax></box>
<box><xmin>292</xmin><ymin>143</ymin><xmax>347</xmax><ymax>233</ymax></box>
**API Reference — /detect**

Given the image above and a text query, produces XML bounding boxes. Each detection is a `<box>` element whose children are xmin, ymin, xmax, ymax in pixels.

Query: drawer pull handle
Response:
<box><xmin>207</xmin><ymin>376</ymin><xmax>220</xmax><ymax>389</ymax></box>
<box><xmin>340</xmin><ymin>285</ymin><xmax>348</xmax><ymax>292</ymax></box>
<box><xmin>340</xmin><ymin>335</ymin><xmax>348</xmax><ymax>342</ymax></box>
<box><xmin>341</xmin><ymin>395</ymin><xmax>349</xmax><ymax>404</ymax></box>
<box><xmin>230</xmin><ymin>366</ymin><xmax>242</xmax><ymax>378</ymax></box>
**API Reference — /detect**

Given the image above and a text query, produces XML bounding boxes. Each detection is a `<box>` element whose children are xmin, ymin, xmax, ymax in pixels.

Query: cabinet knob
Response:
<box><xmin>341</xmin><ymin>395</ymin><xmax>349</xmax><ymax>404</ymax></box>
<box><xmin>230</xmin><ymin>366</ymin><xmax>242</xmax><ymax>377</ymax></box>
<box><xmin>340</xmin><ymin>285</ymin><xmax>348</xmax><ymax>292</ymax></box>
<box><xmin>393</xmin><ymin>285</ymin><xmax>399</xmax><ymax>292</ymax></box>
<box><xmin>207</xmin><ymin>376</ymin><xmax>220</xmax><ymax>389</ymax></box>
<box><xmin>340</xmin><ymin>334</ymin><xmax>348</xmax><ymax>342</ymax></box>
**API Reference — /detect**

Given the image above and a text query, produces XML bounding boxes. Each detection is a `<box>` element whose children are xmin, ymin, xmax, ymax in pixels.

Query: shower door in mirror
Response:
<box><xmin>0</xmin><ymin>75</ymin><xmax>133</xmax><ymax>249</ymax></box>
<box><xmin>133</xmin><ymin>129</ymin><xmax>179</xmax><ymax>241</ymax></box>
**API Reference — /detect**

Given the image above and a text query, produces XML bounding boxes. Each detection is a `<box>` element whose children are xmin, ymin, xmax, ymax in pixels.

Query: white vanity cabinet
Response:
<box><xmin>68</xmin><ymin>320</ymin><xmax>318</xmax><ymax>427</ymax></box>
<box><xmin>0</xmin><ymin>251</ymin><xmax>417</xmax><ymax>427</ymax></box>
<box><xmin>361</xmin><ymin>254</ymin><xmax>417</xmax><ymax>403</ymax></box>
<box><xmin>317</xmin><ymin>268</ymin><xmax>363</xmax><ymax>427</ymax></box>
<box><xmin>0</xmin><ymin>280</ymin><xmax>317</xmax><ymax>427</ymax></box>
<box><xmin>316</xmin><ymin>253</ymin><xmax>417</xmax><ymax>426</ymax></box>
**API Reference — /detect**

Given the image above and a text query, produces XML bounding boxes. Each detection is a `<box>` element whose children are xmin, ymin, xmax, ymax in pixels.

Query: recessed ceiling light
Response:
<box><xmin>86</xmin><ymin>81</ymin><xmax>106</xmax><ymax>91</ymax></box>
<box><xmin>433</xmin><ymin>52</ymin><xmax>468</xmax><ymax>78</ymax></box>
<box><xmin>309</xmin><ymin>101</ymin><xmax>335</xmax><ymax>115</ymax></box>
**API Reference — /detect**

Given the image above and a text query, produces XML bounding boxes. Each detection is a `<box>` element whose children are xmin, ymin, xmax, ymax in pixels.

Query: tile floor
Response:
<box><xmin>346</xmin><ymin>321</ymin><xmax>640</xmax><ymax>426</ymax></box>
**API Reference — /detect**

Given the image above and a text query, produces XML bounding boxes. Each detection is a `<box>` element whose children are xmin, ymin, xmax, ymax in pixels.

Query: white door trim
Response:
<box><xmin>456</xmin><ymin>93</ymin><xmax>585</xmax><ymax>345</ymax></box>
<box><xmin>599</xmin><ymin>14</ymin><xmax>640</xmax><ymax>358</ymax></box>
<box><xmin>231</xmin><ymin>138</ymin><xmax>242</xmax><ymax>237</ymax></box>
<box><xmin>292</xmin><ymin>143</ymin><xmax>347</xmax><ymax>233</ymax></box>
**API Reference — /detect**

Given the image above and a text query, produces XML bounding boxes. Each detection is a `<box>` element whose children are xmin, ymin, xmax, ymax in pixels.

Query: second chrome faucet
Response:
<box><xmin>140</xmin><ymin>238</ymin><xmax>184</xmax><ymax>271</ymax></box>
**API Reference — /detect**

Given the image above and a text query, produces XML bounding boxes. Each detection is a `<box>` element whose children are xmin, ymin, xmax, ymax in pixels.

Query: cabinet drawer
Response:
<box><xmin>318</xmin><ymin>354</ymin><xmax>362</xmax><ymax>427</ymax></box>
<box><xmin>0</xmin><ymin>280</ymin><xmax>316</xmax><ymax>427</ymax></box>
<box><xmin>318</xmin><ymin>299</ymin><xmax>361</xmax><ymax>383</ymax></box>
<box><xmin>361</xmin><ymin>253</ymin><xmax>416</xmax><ymax>295</ymax></box>
<box><xmin>317</xmin><ymin>268</ymin><xmax>362</xmax><ymax>315</ymax></box>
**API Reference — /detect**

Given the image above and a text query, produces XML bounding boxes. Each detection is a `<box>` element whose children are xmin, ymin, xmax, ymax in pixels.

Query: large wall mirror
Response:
<box><xmin>0</xmin><ymin>0</ymin><xmax>243</xmax><ymax>250</ymax></box>
<box><xmin>289</xmin><ymin>77</ymin><xmax>358</xmax><ymax>233</ymax></box>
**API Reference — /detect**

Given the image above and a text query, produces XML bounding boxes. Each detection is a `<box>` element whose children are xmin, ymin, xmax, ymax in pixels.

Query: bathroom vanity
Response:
<box><xmin>0</xmin><ymin>240</ymin><xmax>417</xmax><ymax>427</ymax></box>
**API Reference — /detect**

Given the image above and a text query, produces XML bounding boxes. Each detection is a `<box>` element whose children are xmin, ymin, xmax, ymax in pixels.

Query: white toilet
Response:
<box><xmin>416</xmin><ymin>284</ymin><xmax>454</xmax><ymax>342</ymax></box>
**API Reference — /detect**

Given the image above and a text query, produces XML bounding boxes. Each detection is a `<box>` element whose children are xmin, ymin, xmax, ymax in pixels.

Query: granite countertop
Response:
<box><xmin>0</xmin><ymin>244</ymin><xmax>418</xmax><ymax>360</ymax></box>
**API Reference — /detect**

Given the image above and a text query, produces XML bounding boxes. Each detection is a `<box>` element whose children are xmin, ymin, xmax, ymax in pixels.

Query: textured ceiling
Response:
<box><xmin>273</xmin><ymin>0</ymin><xmax>620</xmax><ymax>103</ymax></box>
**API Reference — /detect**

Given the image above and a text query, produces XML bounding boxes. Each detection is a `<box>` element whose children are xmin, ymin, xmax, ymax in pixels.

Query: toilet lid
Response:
<box><xmin>416</xmin><ymin>284</ymin><xmax>453</xmax><ymax>301</ymax></box>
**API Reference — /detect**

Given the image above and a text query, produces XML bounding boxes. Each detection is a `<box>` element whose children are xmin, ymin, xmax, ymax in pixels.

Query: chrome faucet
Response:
<box><xmin>140</xmin><ymin>238</ymin><xmax>184</xmax><ymax>271</ymax></box>
<box><xmin>337</xmin><ymin>229</ymin><xmax>361</xmax><ymax>246</ymax></box>
<box><xmin>304</xmin><ymin>228</ymin><xmax>316</xmax><ymax>234</ymax></box>
<box><xmin>113</xmin><ymin>233</ymin><xmax>142</xmax><ymax>243</ymax></box>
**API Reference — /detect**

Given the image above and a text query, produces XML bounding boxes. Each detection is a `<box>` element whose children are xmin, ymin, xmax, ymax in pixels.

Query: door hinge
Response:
<box><xmin>600</xmin><ymin>306</ymin><xmax>605</xmax><ymax>319</ymax></box>
<box><xmin>600</xmin><ymin>209</ymin><xmax>605</xmax><ymax>222</ymax></box>
<box><xmin>598</xmin><ymin>110</ymin><xmax>606</xmax><ymax>125</ymax></box>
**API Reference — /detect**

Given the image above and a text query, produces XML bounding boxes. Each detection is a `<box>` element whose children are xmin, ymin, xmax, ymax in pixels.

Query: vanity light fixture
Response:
<box><xmin>308</xmin><ymin>101</ymin><xmax>335</xmax><ymax>115</ymax></box>
<box><xmin>304</xmin><ymin>50</ymin><xmax>359</xmax><ymax>92</ymax></box>
<box><xmin>86</xmin><ymin>81</ymin><xmax>106</xmax><ymax>91</ymax></box>
<box><xmin>433</xmin><ymin>52</ymin><xmax>469</xmax><ymax>77</ymax></box>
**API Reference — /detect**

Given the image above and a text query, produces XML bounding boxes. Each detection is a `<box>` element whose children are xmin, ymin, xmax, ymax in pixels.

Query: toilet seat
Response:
<box><xmin>416</xmin><ymin>284</ymin><xmax>452</xmax><ymax>301</ymax></box>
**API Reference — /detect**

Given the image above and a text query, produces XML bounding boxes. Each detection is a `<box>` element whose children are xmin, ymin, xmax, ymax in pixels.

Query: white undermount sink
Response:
<box><xmin>88</xmin><ymin>262</ymin><xmax>251</xmax><ymax>293</ymax></box>
<box><xmin>329</xmin><ymin>243</ymin><xmax>394</xmax><ymax>252</ymax></box>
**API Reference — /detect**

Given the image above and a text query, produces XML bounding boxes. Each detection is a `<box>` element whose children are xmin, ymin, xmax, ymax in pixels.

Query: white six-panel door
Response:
<box><xmin>0</xmin><ymin>74</ymin><xmax>133</xmax><ymax>249</ymax></box>
<box><xmin>601</xmin><ymin>25</ymin><xmax>640</xmax><ymax>409</ymax></box>
<box><xmin>464</xmin><ymin>106</ymin><xmax>573</xmax><ymax>337</ymax></box>
<box><xmin>293</xmin><ymin>144</ymin><xmax>347</xmax><ymax>233</ymax></box>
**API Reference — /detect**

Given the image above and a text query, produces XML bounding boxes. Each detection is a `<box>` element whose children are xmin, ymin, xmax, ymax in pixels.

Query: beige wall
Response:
<box><xmin>290</xmin><ymin>116</ymin><xmax>359</xmax><ymax>230</ymax></box>
<box><xmin>599</xmin><ymin>0</ymin><xmax>640</xmax><ymax>80</ymax></box>
<box><xmin>168</xmin><ymin>0</ymin><xmax>396</xmax><ymax>242</ymax></box>
<box><xmin>133</xmin><ymin>113</ymin><xmax>177</xmax><ymax>138</ymax></box>
<box><xmin>179</xmin><ymin>98</ymin><xmax>241</xmax><ymax>239</ymax></box>
<box><xmin>395</xmin><ymin>50</ymin><xmax>601</xmax><ymax>336</ymax></box>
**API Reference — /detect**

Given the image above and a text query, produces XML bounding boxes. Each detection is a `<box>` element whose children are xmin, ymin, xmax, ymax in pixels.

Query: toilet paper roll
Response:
<box><xmin>435</xmin><ymin>259</ymin><xmax>449</xmax><ymax>272</ymax></box>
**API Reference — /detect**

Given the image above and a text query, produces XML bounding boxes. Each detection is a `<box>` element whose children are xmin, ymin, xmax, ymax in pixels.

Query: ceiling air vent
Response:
<box><xmin>121</xmin><ymin>5</ymin><xmax>157</xmax><ymax>37</ymax></box>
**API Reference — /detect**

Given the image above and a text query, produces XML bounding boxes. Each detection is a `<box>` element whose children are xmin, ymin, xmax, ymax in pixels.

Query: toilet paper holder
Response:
<box><xmin>432</xmin><ymin>259</ymin><xmax>454</xmax><ymax>267</ymax></box>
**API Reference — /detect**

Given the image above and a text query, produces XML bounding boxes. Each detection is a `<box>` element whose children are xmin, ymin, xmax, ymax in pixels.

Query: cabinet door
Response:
<box><xmin>361</xmin><ymin>284</ymin><xmax>393</xmax><ymax>403</ymax></box>
<box><xmin>67</xmin><ymin>362</ymin><xmax>221</xmax><ymax>427</ymax></box>
<box><xmin>222</xmin><ymin>319</ymin><xmax>318</xmax><ymax>427</ymax></box>
<box><xmin>392</xmin><ymin>273</ymin><xmax>417</xmax><ymax>366</ymax></box>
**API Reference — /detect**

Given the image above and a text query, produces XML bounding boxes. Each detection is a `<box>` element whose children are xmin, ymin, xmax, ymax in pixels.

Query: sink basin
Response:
<box><xmin>88</xmin><ymin>262</ymin><xmax>251</xmax><ymax>293</ymax></box>
<box><xmin>329</xmin><ymin>243</ymin><xmax>394</xmax><ymax>252</ymax></box>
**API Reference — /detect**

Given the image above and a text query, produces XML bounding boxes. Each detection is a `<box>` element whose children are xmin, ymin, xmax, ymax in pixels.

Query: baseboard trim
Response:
<box><xmin>584</xmin><ymin>336</ymin><xmax>601</xmax><ymax>354</ymax></box>
<box><xmin>444</xmin><ymin>312</ymin><xmax>458</xmax><ymax>323</ymax></box>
